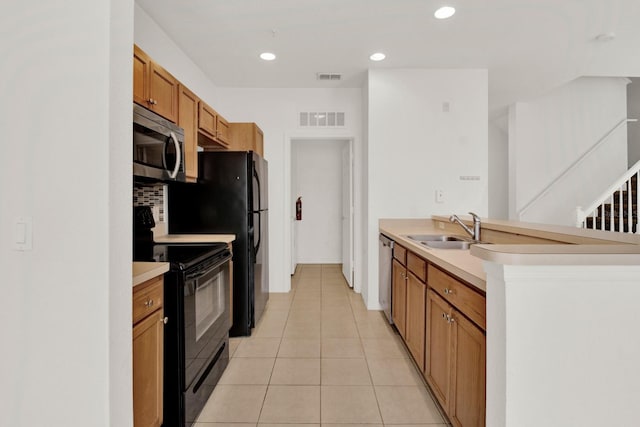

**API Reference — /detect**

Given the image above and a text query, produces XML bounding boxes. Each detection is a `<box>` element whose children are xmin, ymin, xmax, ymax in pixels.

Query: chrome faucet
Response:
<box><xmin>449</xmin><ymin>212</ymin><xmax>481</xmax><ymax>241</ymax></box>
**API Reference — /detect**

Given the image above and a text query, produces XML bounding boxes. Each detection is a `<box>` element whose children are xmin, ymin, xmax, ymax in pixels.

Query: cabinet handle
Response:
<box><xmin>144</xmin><ymin>299</ymin><xmax>154</xmax><ymax>307</ymax></box>
<box><xmin>448</xmin><ymin>316</ymin><xmax>456</xmax><ymax>324</ymax></box>
<box><xmin>443</xmin><ymin>288</ymin><xmax>454</xmax><ymax>295</ymax></box>
<box><xmin>161</xmin><ymin>317</ymin><xmax>168</xmax><ymax>325</ymax></box>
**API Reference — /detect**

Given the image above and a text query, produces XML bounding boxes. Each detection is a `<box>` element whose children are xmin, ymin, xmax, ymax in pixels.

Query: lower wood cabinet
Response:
<box><xmin>425</xmin><ymin>288</ymin><xmax>486</xmax><ymax>427</ymax></box>
<box><xmin>405</xmin><ymin>271</ymin><xmax>426</xmax><ymax>370</ymax></box>
<box><xmin>425</xmin><ymin>289</ymin><xmax>452</xmax><ymax>408</ymax></box>
<box><xmin>133</xmin><ymin>276</ymin><xmax>165</xmax><ymax>427</ymax></box>
<box><xmin>389</xmin><ymin>242</ymin><xmax>486</xmax><ymax>427</ymax></box>
<box><xmin>450</xmin><ymin>307</ymin><xmax>486</xmax><ymax>427</ymax></box>
<box><xmin>391</xmin><ymin>258</ymin><xmax>407</xmax><ymax>338</ymax></box>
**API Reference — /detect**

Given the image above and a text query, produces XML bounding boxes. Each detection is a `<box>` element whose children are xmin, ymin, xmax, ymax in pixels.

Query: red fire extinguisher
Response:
<box><xmin>296</xmin><ymin>197</ymin><xmax>302</xmax><ymax>220</ymax></box>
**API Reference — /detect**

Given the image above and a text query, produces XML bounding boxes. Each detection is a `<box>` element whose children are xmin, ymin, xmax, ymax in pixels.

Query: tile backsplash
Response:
<box><xmin>133</xmin><ymin>183</ymin><xmax>165</xmax><ymax>222</ymax></box>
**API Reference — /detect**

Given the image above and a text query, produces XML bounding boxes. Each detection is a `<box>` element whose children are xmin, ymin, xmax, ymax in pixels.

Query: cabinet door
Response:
<box><xmin>405</xmin><ymin>271</ymin><xmax>426</xmax><ymax>370</ymax></box>
<box><xmin>216</xmin><ymin>115</ymin><xmax>231</xmax><ymax>146</ymax></box>
<box><xmin>178</xmin><ymin>84</ymin><xmax>199</xmax><ymax>181</ymax></box>
<box><xmin>133</xmin><ymin>309</ymin><xmax>164</xmax><ymax>427</ymax></box>
<box><xmin>425</xmin><ymin>289</ymin><xmax>452</xmax><ymax>411</ymax></box>
<box><xmin>198</xmin><ymin>101</ymin><xmax>217</xmax><ymax>140</ymax></box>
<box><xmin>149</xmin><ymin>62</ymin><xmax>178</xmax><ymax>122</ymax></box>
<box><xmin>133</xmin><ymin>45</ymin><xmax>150</xmax><ymax>107</ymax></box>
<box><xmin>392</xmin><ymin>259</ymin><xmax>407</xmax><ymax>338</ymax></box>
<box><xmin>254</xmin><ymin>125</ymin><xmax>264</xmax><ymax>156</ymax></box>
<box><xmin>450</xmin><ymin>311</ymin><xmax>486</xmax><ymax>427</ymax></box>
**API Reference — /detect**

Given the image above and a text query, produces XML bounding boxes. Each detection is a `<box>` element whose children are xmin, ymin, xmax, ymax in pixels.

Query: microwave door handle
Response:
<box><xmin>167</xmin><ymin>131</ymin><xmax>181</xmax><ymax>179</ymax></box>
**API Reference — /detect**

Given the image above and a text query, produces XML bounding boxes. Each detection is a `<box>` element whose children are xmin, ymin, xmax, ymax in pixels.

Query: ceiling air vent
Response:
<box><xmin>299</xmin><ymin>112</ymin><xmax>346</xmax><ymax>127</ymax></box>
<box><xmin>316</xmin><ymin>72</ymin><xmax>342</xmax><ymax>81</ymax></box>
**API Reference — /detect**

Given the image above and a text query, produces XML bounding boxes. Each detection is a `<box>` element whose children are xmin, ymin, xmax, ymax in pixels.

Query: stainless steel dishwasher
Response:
<box><xmin>378</xmin><ymin>234</ymin><xmax>394</xmax><ymax>324</ymax></box>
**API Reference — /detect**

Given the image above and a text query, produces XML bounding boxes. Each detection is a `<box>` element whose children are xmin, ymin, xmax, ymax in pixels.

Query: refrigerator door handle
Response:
<box><xmin>253</xmin><ymin>162</ymin><xmax>262</xmax><ymax>211</ymax></box>
<box><xmin>254</xmin><ymin>212</ymin><xmax>261</xmax><ymax>254</ymax></box>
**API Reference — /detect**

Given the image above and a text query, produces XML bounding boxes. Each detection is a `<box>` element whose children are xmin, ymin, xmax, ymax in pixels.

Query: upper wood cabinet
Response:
<box><xmin>198</xmin><ymin>100</ymin><xmax>230</xmax><ymax>148</ymax></box>
<box><xmin>229</xmin><ymin>123</ymin><xmax>264</xmax><ymax>156</ymax></box>
<box><xmin>133</xmin><ymin>276</ymin><xmax>165</xmax><ymax>427</ymax></box>
<box><xmin>178</xmin><ymin>84</ymin><xmax>199</xmax><ymax>182</ymax></box>
<box><xmin>133</xmin><ymin>45</ymin><xmax>179</xmax><ymax>122</ymax></box>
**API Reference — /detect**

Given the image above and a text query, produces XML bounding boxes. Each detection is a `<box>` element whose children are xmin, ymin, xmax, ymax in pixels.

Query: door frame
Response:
<box><xmin>284</xmin><ymin>134</ymin><xmax>357</xmax><ymax>292</ymax></box>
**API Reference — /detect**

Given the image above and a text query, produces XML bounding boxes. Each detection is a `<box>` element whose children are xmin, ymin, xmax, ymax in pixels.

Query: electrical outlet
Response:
<box><xmin>435</xmin><ymin>190</ymin><xmax>445</xmax><ymax>203</ymax></box>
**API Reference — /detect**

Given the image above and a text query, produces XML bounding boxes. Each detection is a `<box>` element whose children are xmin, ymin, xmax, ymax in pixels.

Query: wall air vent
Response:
<box><xmin>316</xmin><ymin>73</ymin><xmax>342</xmax><ymax>81</ymax></box>
<box><xmin>299</xmin><ymin>112</ymin><xmax>346</xmax><ymax>127</ymax></box>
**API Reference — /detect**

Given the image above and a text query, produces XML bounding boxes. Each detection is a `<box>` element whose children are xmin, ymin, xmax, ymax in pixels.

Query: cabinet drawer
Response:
<box><xmin>133</xmin><ymin>276</ymin><xmax>163</xmax><ymax>325</ymax></box>
<box><xmin>407</xmin><ymin>252</ymin><xmax>427</xmax><ymax>282</ymax></box>
<box><xmin>428</xmin><ymin>265</ymin><xmax>485</xmax><ymax>330</ymax></box>
<box><xmin>393</xmin><ymin>244</ymin><xmax>407</xmax><ymax>265</ymax></box>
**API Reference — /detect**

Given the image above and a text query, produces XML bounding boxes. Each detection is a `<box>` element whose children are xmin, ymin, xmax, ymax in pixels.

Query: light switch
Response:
<box><xmin>435</xmin><ymin>189</ymin><xmax>445</xmax><ymax>203</ymax></box>
<box><xmin>14</xmin><ymin>217</ymin><xmax>33</xmax><ymax>251</ymax></box>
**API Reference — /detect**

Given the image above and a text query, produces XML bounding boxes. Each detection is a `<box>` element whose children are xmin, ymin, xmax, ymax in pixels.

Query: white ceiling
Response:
<box><xmin>135</xmin><ymin>0</ymin><xmax>640</xmax><ymax>113</ymax></box>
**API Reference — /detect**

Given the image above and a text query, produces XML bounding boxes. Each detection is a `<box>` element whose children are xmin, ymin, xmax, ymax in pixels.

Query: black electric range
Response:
<box><xmin>135</xmin><ymin>239</ymin><xmax>232</xmax><ymax>427</ymax></box>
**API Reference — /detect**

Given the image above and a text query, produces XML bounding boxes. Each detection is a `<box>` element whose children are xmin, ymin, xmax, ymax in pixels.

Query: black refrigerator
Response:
<box><xmin>167</xmin><ymin>151</ymin><xmax>269</xmax><ymax>337</ymax></box>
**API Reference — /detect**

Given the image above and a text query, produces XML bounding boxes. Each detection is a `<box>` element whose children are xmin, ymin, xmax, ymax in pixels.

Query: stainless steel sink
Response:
<box><xmin>406</xmin><ymin>234</ymin><xmax>466</xmax><ymax>242</ymax></box>
<box><xmin>423</xmin><ymin>240</ymin><xmax>473</xmax><ymax>250</ymax></box>
<box><xmin>405</xmin><ymin>234</ymin><xmax>474</xmax><ymax>250</ymax></box>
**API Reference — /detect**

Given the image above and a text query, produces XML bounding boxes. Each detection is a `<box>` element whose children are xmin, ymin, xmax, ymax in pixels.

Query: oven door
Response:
<box><xmin>183</xmin><ymin>253</ymin><xmax>231</xmax><ymax>389</ymax></box>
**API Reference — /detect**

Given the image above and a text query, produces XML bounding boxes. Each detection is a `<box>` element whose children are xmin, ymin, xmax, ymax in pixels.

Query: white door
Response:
<box><xmin>341</xmin><ymin>141</ymin><xmax>354</xmax><ymax>287</ymax></box>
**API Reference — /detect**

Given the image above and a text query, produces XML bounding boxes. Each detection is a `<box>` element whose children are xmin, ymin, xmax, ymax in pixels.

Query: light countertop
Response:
<box><xmin>471</xmin><ymin>243</ymin><xmax>640</xmax><ymax>265</ymax></box>
<box><xmin>132</xmin><ymin>262</ymin><xmax>169</xmax><ymax>288</ymax></box>
<box><xmin>151</xmin><ymin>222</ymin><xmax>235</xmax><ymax>244</ymax></box>
<box><xmin>153</xmin><ymin>234</ymin><xmax>236</xmax><ymax>244</ymax></box>
<box><xmin>380</xmin><ymin>218</ymin><xmax>487</xmax><ymax>293</ymax></box>
<box><xmin>380</xmin><ymin>217</ymin><xmax>640</xmax><ymax>294</ymax></box>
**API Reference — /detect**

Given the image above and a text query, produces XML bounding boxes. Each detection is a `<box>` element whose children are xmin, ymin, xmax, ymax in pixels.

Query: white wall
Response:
<box><xmin>367</xmin><ymin>68</ymin><xmax>488</xmax><ymax>309</ymax></box>
<box><xmin>510</xmin><ymin>77</ymin><xmax>629</xmax><ymax>225</ymax></box>
<box><xmin>216</xmin><ymin>88</ymin><xmax>364</xmax><ymax>293</ymax></box>
<box><xmin>292</xmin><ymin>139</ymin><xmax>346</xmax><ymax>263</ymax></box>
<box><xmin>134</xmin><ymin>4</ymin><xmax>221</xmax><ymax>107</ymax></box>
<box><xmin>628</xmin><ymin>78</ymin><xmax>640</xmax><ymax>166</ymax></box>
<box><xmin>1</xmin><ymin>0</ymin><xmax>132</xmax><ymax>425</ymax></box>
<box><xmin>489</xmin><ymin>114</ymin><xmax>509</xmax><ymax>219</ymax></box>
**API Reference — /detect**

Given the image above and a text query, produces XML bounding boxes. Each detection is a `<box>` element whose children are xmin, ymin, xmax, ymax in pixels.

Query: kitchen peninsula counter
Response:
<box><xmin>380</xmin><ymin>216</ymin><xmax>640</xmax><ymax>293</ymax></box>
<box><xmin>380</xmin><ymin>217</ymin><xmax>640</xmax><ymax>427</ymax></box>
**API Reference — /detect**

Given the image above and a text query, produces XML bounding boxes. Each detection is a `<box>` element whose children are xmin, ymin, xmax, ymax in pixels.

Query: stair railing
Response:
<box><xmin>576</xmin><ymin>159</ymin><xmax>640</xmax><ymax>233</ymax></box>
<box><xmin>518</xmin><ymin>118</ymin><xmax>637</xmax><ymax>219</ymax></box>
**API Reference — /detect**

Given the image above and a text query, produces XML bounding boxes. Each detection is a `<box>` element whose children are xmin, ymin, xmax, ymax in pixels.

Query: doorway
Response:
<box><xmin>290</xmin><ymin>138</ymin><xmax>354</xmax><ymax>287</ymax></box>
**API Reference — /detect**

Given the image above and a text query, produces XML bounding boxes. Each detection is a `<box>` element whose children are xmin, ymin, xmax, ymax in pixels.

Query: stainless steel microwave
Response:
<box><xmin>133</xmin><ymin>104</ymin><xmax>186</xmax><ymax>182</ymax></box>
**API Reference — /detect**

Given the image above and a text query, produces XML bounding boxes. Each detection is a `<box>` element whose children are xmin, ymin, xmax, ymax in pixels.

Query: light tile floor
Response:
<box><xmin>195</xmin><ymin>264</ymin><xmax>451</xmax><ymax>427</ymax></box>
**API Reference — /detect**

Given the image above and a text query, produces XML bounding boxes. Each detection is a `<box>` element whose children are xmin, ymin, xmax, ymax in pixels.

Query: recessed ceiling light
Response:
<box><xmin>434</xmin><ymin>6</ymin><xmax>456</xmax><ymax>19</ymax></box>
<box><xmin>260</xmin><ymin>52</ymin><xmax>276</xmax><ymax>61</ymax></box>
<box><xmin>369</xmin><ymin>52</ymin><xmax>386</xmax><ymax>61</ymax></box>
